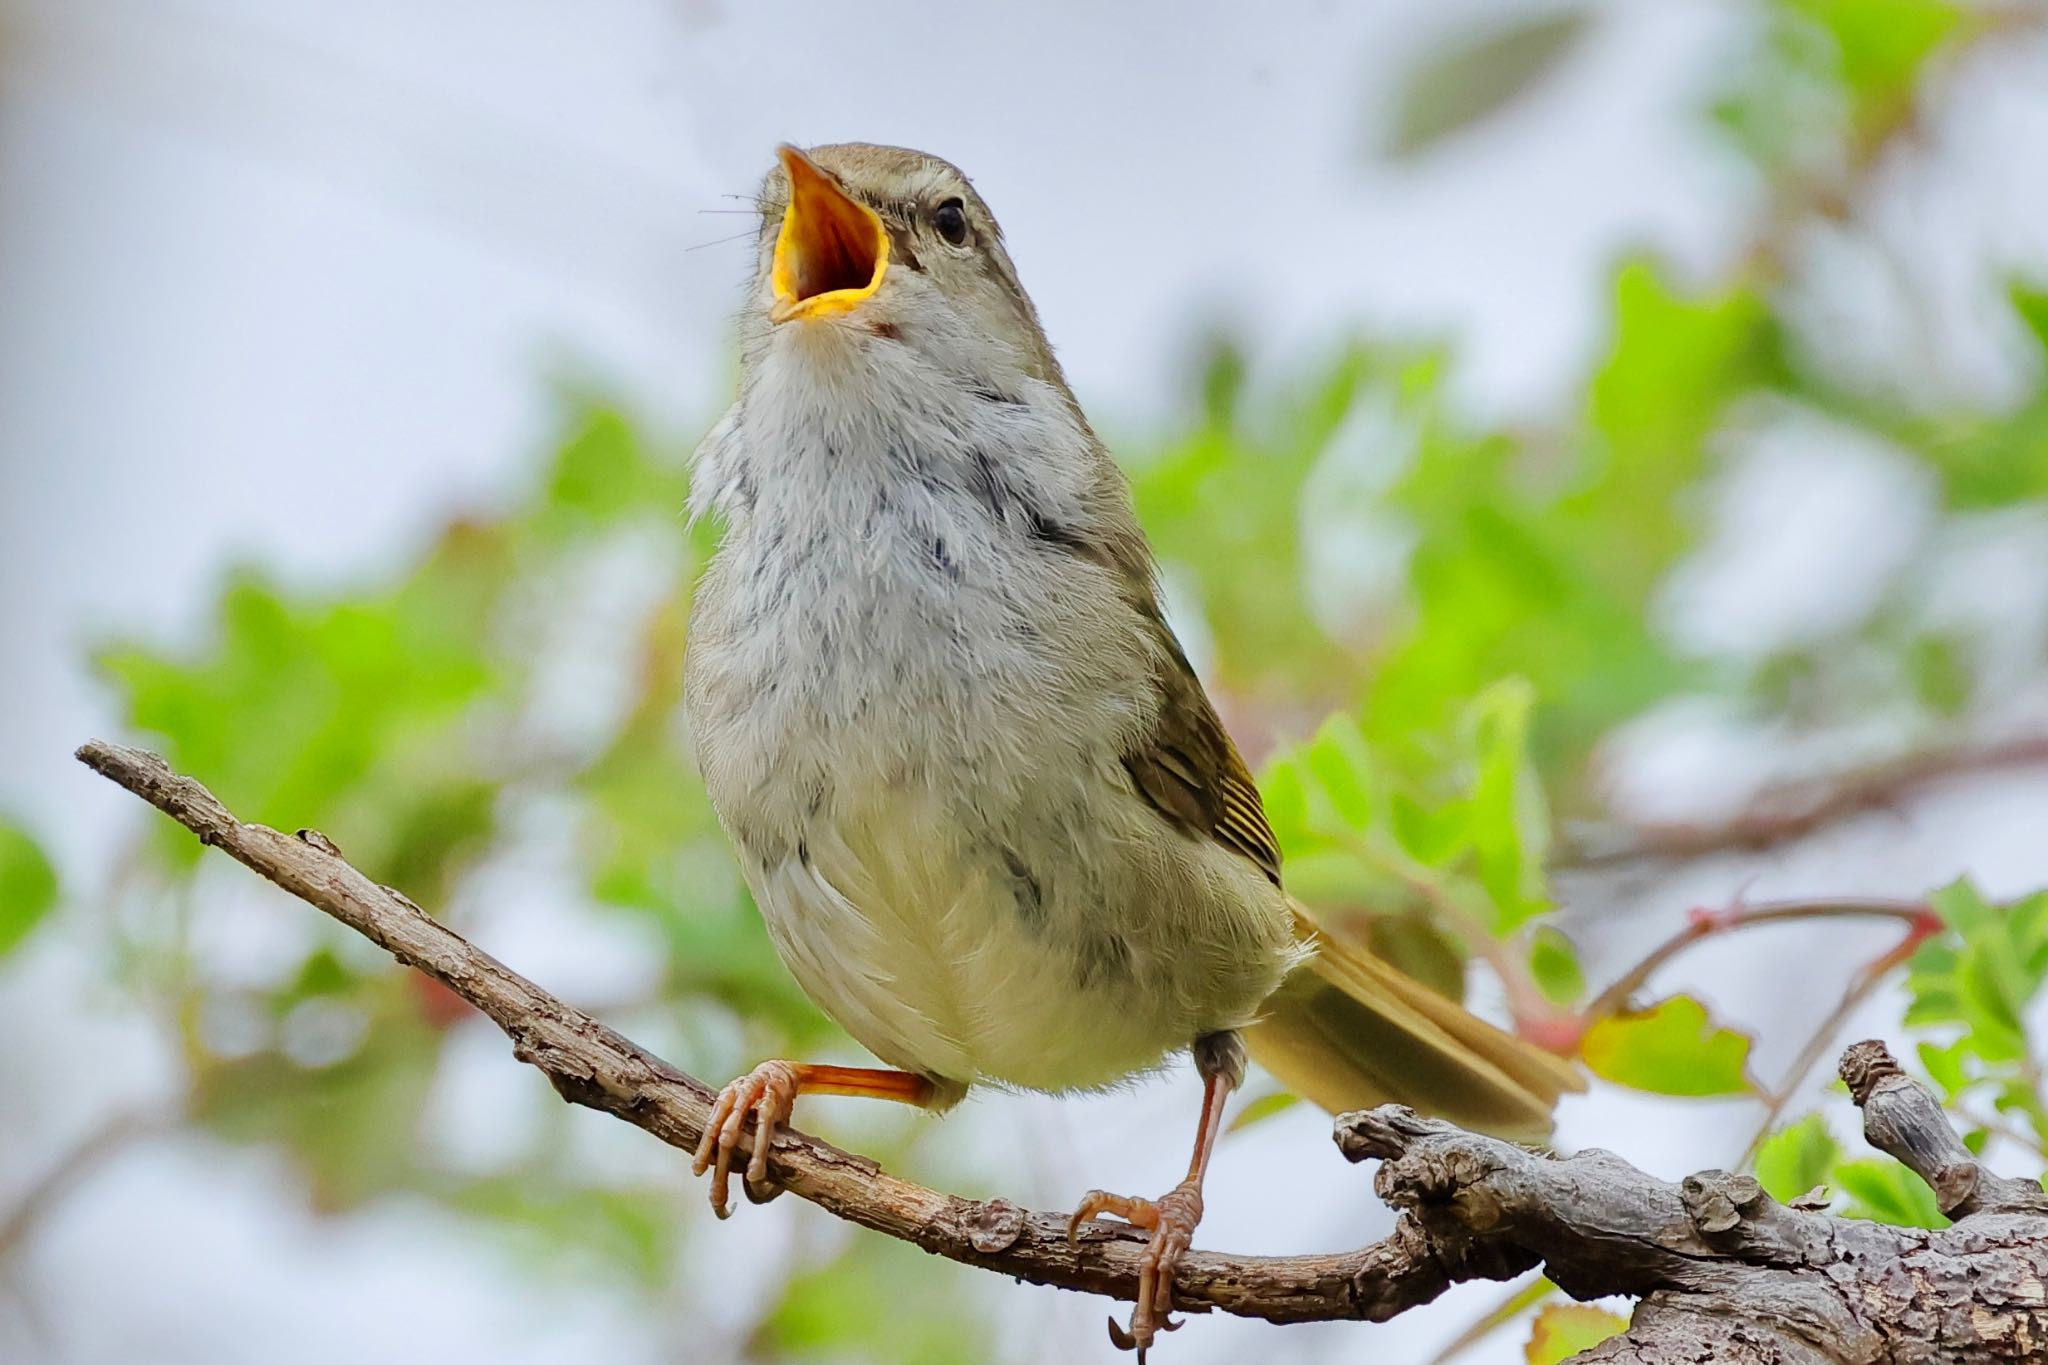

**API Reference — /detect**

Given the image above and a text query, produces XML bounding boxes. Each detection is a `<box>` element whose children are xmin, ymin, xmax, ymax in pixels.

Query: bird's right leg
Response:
<box><xmin>1068</xmin><ymin>1031</ymin><xmax>1244</xmax><ymax>1358</ymax></box>
<box><xmin>692</xmin><ymin>1061</ymin><xmax>938</xmax><ymax>1217</ymax></box>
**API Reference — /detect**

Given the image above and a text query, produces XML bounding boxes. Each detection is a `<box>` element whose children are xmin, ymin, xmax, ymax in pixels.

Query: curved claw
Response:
<box><xmin>1106</xmin><ymin>1315</ymin><xmax>1137</xmax><ymax>1352</ymax></box>
<box><xmin>691</xmin><ymin>1059</ymin><xmax>800</xmax><ymax>1218</ymax></box>
<box><xmin>1106</xmin><ymin>1313</ymin><xmax>1181</xmax><ymax>1360</ymax></box>
<box><xmin>1066</xmin><ymin>1180</ymin><xmax>1203</xmax><ymax>1357</ymax></box>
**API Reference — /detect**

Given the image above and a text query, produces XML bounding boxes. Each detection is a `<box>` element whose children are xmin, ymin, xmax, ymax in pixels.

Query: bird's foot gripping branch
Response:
<box><xmin>78</xmin><ymin>740</ymin><xmax>2048</xmax><ymax>1361</ymax></box>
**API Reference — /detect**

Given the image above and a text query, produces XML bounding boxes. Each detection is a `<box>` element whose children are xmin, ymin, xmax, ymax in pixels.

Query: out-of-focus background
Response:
<box><xmin>5</xmin><ymin>1</ymin><xmax>2048</xmax><ymax>1361</ymax></box>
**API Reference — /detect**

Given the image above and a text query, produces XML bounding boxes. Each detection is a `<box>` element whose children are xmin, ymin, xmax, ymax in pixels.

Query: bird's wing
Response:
<box><xmin>1119</xmin><ymin>609</ymin><xmax>1283</xmax><ymax>886</ymax></box>
<box><xmin>1114</xmin><ymin>590</ymin><xmax>1583</xmax><ymax>1139</ymax></box>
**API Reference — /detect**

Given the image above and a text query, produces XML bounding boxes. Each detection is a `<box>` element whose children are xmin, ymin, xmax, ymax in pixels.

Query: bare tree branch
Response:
<box><xmin>1566</xmin><ymin>735</ymin><xmax>2048</xmax><ymax>867</ymax></box>
<box><xmin>76</xmin><ymin>741</ymin><xmax>2048</xmax><ymax>1358</ymax></box>
<box><xmin>72</xmin><ymin>739</ymin><xmax>1442</xmax><ymax>1326</ymax></box>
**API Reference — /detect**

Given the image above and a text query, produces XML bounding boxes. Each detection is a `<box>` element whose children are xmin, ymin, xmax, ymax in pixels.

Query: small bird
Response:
<box><xmin>683</xmin><ymin>143</ymin><xmax>1581</xmax><ymax>1356</ymax></box>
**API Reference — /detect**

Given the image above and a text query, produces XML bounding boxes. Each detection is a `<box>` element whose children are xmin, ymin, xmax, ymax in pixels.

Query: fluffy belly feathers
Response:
<box><xmin>743</xmin><ymin>782</ymin><xmax>1292</xmax><ymax>1096</ymax></box>
<box><xmin>683</xmin><ymin>432</ymin><xmax>1296</xmax><ymax>1096</ymax></box>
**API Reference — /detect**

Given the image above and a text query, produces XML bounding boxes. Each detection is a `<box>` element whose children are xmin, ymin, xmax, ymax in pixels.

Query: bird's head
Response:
<box><xmin>739</xmin><ymin>143</ymin><xmax>1066</xmax><ymax>397</ymax></box>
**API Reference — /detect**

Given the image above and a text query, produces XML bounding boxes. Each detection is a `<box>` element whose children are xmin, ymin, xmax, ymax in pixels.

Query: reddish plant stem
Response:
<box><xmin>1582</xmin><ymin>897</ymin><xmax>1938</xmax><ymax>1025</ymax></box>
<box><xmin>1736</xmin><ymin>923</ymin><xmax>1939</xmax><ymax>1168</ymax></box>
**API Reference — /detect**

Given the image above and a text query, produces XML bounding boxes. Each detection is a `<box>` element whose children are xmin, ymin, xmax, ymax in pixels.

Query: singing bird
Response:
<box><xmin>683</xmin><ymin>143</ymin><xmax>1581</xmax><ymax>1355</ymax></box>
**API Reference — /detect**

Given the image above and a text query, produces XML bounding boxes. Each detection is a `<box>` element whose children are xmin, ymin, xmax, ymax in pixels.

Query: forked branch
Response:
<box><xmin>77</xmin><ymin>741</ymin><xmax>2048</xmax><ymax>1359</ymax></box>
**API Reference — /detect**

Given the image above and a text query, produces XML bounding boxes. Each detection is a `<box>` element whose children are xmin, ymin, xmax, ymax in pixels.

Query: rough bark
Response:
<box><xmin>1337</xmin><ymin>1042</ymin><xmax>2048</xmax><ymax>1362</ymax></box>
<box><xmin>78</xmin><ymin>740</ymin><xmax>2048</xmax><ymax>1358</ymax></box>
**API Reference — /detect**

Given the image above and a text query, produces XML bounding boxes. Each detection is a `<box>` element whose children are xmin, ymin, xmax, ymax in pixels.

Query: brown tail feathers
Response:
<box><xmin>1244</xmin><ymin>901</ymin><xmax>1584</xmax><ymax>1142</ymax></box>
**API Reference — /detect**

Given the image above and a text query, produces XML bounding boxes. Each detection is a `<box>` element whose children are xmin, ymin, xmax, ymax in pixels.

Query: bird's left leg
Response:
<box><xmin>693</xmin><ymin>1061</ymin><xmax>940</xmax><ymax>1218</ymax></box>
<box><xmin>1068</xmin><ymin>1030</ymin><xmax>1243</xmax><ymax>1358</ymax></box>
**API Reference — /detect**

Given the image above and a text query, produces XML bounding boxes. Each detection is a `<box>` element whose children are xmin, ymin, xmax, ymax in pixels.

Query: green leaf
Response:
<box><xmin>1921</xmin><ymin>880</ymin><xmax>2041</xmax><ymax>1064</ymax></box>
<box><xmin>1588</xmin><ymin>263</ymin><xmax>1766</xmax><ymax>474</ymax></box>
<box><xmin>1905</xmin><ymin>633</ymin><xmax>1973</xmax><ymax>716</ymax></box>
<box><xmin>1383</xmin><ymin>11</ymin><xmax>1592</xmax><ymax>159</ymax></box>
<box><xmin>1904</xmin><ymin>881</ymin><xmax>2048</xmax><ymax>1147</ymax></box>
<box><xmin>1904</xmin><ymin>936</ymin><xmax>1961</xmax><ymax>1026</ymax></box>
<box><xmin>2012</xmin><ymin>280</ymin><xmax>2048</xmax><ymax>356</ymax></box>
<box><xmin>1916</xmin><ymin>1039</ymin><xmax>1970</xmax><ymax>1099</ymax></box>
<box><xmin>1791</xmin><ymin>0</ymin><xmax>1962</xmax><ymax>106</ymax></box>
<box><xmin>1301</xmin><ymin>712</ymin><xmax>1378</xmax><ymax>836</ymax></box>
<box><xmin>1928</xmin><ymin>878</ymin><xmax>1997</xmax><ymax>936</ymax></box>
<box><xmin>1956</xmin><ymin>946</ymin><xmax>2028</xmax><ymax>1060</ymax></box>
<box><xmin>96</xmin><ymin>521</ymin><xmax>511</xmax><ymax>900</ymax></box>
<box><xmin>1580</xmin><ymin>995</ymin><xmax>1755</xmax><ymax>1096</ymax></box>
<box><xmin>1833</xmin><ymin>1157</ymin><xmax>1949</xmax><ymax>1228</ymax></box>
<box><xmin>538</xmin><ymin>402</ymin><xmax>687</xmax><ymax>530</ymax></box>
<box><xmin>1128</xmin><ymin>349</ymin><xmax>1373</xmax><ymax>693</ymax></box>
<box><xmin>0</xmin><ymin>820</ymin><xmax>59</xmax><ymax>959</ymax></box>
<box><xmin>1528</xmin><ymin>926</ymin><xmax>1585</xmax><ymax>1006</ymax></box>
<box><xmin>1389</xmin><ymin>791</ymin><xmax>1472</xmax><ymax>867</ymax></box>
<box><xmin>1464</xmin><ymin>678</ymin><xmax>1552</xmax><ymax>933</ymax></box>
<box><xmin>1753</xmin><ymin>1114</ymin><xmax>1841</xmax><ymax>1205</ymax></box>
<box><xmin>1260</xmin><ymin>759</ymin><xmax>1312</xmax><ymax>850</ymax></box>
<box><xmin>1524</xmin><ymin>1303</ymin><xmax>1628</xmax><ymax>1364</ymax></box>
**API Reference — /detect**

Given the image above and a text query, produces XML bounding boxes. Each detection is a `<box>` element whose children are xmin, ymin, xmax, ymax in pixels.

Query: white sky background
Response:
<box><xmin>3</xmin><ymin>1</ymin><xmax>2048</xmax><ymax>1362</ymax></box>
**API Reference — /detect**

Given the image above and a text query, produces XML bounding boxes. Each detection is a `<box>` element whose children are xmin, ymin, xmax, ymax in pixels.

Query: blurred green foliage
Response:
<box><xmin>0</xmin><ymin>818</ymin><xmax>59</xmax><ymax>959</ymax></box>
<box><xmin>20</xmin><ymin>0</ymin><xmax>2048</xmax><ymax>1358</ymax></box>
<box><xmin>1907</xmin><ymin>881</ymin><xmax>2048</xmax><ymax>1148</ymax></box>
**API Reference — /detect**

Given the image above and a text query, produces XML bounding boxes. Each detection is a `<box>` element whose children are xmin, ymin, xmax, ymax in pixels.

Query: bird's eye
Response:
<box><xmin>932</xmin><ymin>198</ymin><xmax>969</xmax><ymax>246</ymax></box>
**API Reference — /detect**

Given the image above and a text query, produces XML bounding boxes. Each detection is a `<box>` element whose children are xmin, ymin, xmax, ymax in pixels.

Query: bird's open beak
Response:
<box><xmin>770</xmin><ymin>145</ymin><xmax>890</xmax><ymax>324</ymax></box>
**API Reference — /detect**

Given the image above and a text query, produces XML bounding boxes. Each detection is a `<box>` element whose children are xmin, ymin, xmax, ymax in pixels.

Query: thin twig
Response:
<box><xmin>1582</xmin><ymin>897</ymin><xmax>1936</xmax><ymax>1024</ymax></box>
<box><xmin>1953</xmin><ymin>1106</ymin><xmax>2048</xmax><ymax>1162</ymax></box>
<box><xmin>1736</xmin><ymin>926</ymin><xmax>1935</xmax><ymax>1168</ymax></box>
<box><xmin>1565</xmin><ymin>736</ymin><xmax>2048</xmax><ymax>868</ymax></box>
<box><xmin>72</xmin><ymin>740</ymin><xmax>1447</xmax><ymax>1327</ymax></box>
<box><xmin>0</xmin><ymin>1110</ymin><xmax>161</xmax><ymax>1265</ymax></box>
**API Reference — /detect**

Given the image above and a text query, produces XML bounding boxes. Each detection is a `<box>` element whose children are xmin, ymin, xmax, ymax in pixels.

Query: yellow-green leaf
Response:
<box><xmin>1525</xmin><ymin>1303</ymin><xmax>1628</xmax><ymax>1364</ymax></box>
<box><xmin>1227</xmin><ymin>1088</ymin><xmax>1302</xmax><ymax>1134</ymax></box>
<box><xmin>1791</xmin><ymin>0</ymin><xmax>1962</xmax><ymax>104</ymax></box>
<box><xmin>1580</xmin><ymin>995</ymin><xmax>1755</xmax><ymax>1096</ymax></box>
